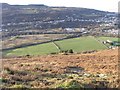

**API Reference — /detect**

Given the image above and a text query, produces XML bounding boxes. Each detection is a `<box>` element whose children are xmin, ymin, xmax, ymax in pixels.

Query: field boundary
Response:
<box><xmin>2</xmin><ymin>35</ymin><xmax>82</xmax><ymax>52</ymax></box>
<box><xmin>52</xmin><ymin>41</ymin><xmax>61</xmax><ymax>52</ymax></box>
<box><xmin>92</xmin><ymin>37</ymin><xmax>108</xmax><ymax>49</ymax></box>
<box><xmin>3</xmin><ymin>36</ymin><xmax>119</xmax><ymax>56</ymax></box>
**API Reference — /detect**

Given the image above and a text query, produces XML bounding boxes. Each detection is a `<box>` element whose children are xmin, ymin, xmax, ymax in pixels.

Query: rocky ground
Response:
<box><xmin>1</xmin><ymin>48</ymin><xmax>119</xmax><ymax>89</ymax></box>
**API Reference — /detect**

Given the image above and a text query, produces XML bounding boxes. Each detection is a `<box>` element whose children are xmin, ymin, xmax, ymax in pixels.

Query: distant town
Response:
<box><xmin>1</xmin><ymin>3</ymin><xmax>119</xmax><ymax>39</ymax></box>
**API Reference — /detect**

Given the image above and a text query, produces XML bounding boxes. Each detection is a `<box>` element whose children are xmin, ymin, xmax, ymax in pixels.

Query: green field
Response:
<box><xmin>96</xmin><ymin>37</ymin><xmax>120</xmax><ymax>47</ymax></box>
<box><xmin>55</xmin><ymin>36</ymin><xmax>107</xmax><ymax>52</ymax></box>
<box><xmin>5</xmin><ymin>36</ymin><xmax>119</xmax><ymax>56</ymax></box>
<box><xmin>6</xmin><ymin>43</ymin><xmax>59</xmax><ymax>56</ymax></box>
<box><xmin>96</xmin><ymin>37</ymin><xmax>119</xmax><ymax>42</ymax></box>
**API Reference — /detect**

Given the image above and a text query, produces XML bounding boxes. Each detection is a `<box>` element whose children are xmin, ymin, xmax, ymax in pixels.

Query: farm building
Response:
<box><xmin>106</xmin><ymin>40</ymin><xmax>112</xmax><ymax>43</ymax></box>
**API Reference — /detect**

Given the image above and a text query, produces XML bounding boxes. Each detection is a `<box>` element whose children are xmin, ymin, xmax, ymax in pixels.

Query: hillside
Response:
<box><xmin>2</xmin><ymin>3</ymin><xmax>115</xmax><ymax>30</ymax></box>
<box><xmin>1</xmin><ymin>3</ymin><xmax>117</xmax><ymax>42</ymax></box>
<box><xmin>1</xmin><ymin>48</ymin><xmax>119</xmax><ymax>88</ymax></box>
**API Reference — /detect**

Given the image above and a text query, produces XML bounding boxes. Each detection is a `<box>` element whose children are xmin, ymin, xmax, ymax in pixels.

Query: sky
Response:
<box><xmin>0</xmin><ymin>0</ymin><xmax>119</xmax><ymax>12</ymax></box>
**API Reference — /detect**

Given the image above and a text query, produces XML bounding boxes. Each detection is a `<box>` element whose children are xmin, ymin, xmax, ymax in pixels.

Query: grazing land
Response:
<box><xmin>55</xmin><ymin>36</ymin><xmax>107</xmax><ymax>52</ymax></box>
<box><xmin>1</xmin><ymin>48</ymin><xmax>119</xmax><ymax>88</ymax></box>
<box><xmin>4</xmin><ymin>36</ymin><xmax>109</xmax><ymax>56</ymax></box>
<box><xmin>2</xmin><ymin>34</ymin><xmax>67</xmax><ymax>49</ymax></box>
<box><xmin>96</xmin><ymin>37</ymin><xmax>119</xmax><ymax>42</ymax></box>
<box><xmin>5</xmin><ymin>42</ymin><xmax>59</xmax><ymax>56</ymax></box>
<box><xmin>96</xmin><ymin>37</ymin><xmax>120</xmax><ymax>47</ymax></box>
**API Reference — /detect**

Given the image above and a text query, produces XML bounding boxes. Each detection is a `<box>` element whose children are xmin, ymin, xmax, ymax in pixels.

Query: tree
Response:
<box><xmin>68</xmin><ymin>49</ymin><xmax>74</xmax><ymax>53</ymax></box>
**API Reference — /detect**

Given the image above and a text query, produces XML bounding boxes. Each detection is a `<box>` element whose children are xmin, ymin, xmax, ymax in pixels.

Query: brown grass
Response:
<box><xmin>1</xmin><ymin>48</ymin><xmax>119</xmax><ymax>88</ymax></box>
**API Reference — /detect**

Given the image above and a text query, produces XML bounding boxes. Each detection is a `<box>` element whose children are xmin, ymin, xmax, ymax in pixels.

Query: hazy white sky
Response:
<box><xmin>0</xmin><ymin>0</ymin><xmax>119</xmax><ymax>12</ymax></box>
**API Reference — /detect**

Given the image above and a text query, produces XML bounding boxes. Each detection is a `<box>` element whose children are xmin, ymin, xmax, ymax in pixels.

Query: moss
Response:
<box><xmin>57</xmin><ymin>80</ymin><xmax>84</xmax><ymax>89</ymax></box>
<box><xmin>10</xmin><ymin>84</ymin><xmax>26</xmax><ymax>89</ymax></box>
<box><xmin>0</xmin><ymin>78</ymin><xmax>7</xmax><ymax>83</ymax></box>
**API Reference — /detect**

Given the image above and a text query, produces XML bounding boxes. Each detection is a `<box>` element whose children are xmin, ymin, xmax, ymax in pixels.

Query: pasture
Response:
<box><xmin>96</xmin><ymin>36</ymin><xmax>120</xmax><ymax>47</ymax></box>
<box><xmin>5</xmin><ymin>36</ymin><xmax>118</xmax><ymax>56</ymax></box>
<box><xmin>5</xmin><ymin>42</ymin><xmax>59</xmax><ymax>56</ymax></box>
<box><xmin>55</xmin><ymin>36</ymin><xmax>107</xmax><ymax>52</ymax></box>
<box><xmin>96</xmin><ymin>36</ymin><xmax>119</xmax><ymax>42</ymax></box>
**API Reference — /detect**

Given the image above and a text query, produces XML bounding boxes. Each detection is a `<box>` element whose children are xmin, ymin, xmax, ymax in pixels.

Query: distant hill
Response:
<box><xmin>1</xmin><ymin>3</ymin><xmax>48</xmax><ymax>8</ymax></box>
<box><xmin>2</xmin><ymin>3</ymin><xmax>116</xmax><ymax>29</ymax></box>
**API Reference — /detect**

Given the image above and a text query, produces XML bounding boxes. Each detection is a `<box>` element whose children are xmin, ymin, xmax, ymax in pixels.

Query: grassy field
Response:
<box><xmin>96</xmin><ymin>37</ymin><xmax>119</xmax><ymax>42</ymax></box>
<box><xmin>3</xmin><ymin>34</ymin><xmax>67</xmax><ymax>49</ymax></box>
<box><xmin>4</xmin><ymin>36</ymin><xmax>109</xmax><ymax>56</ymax></box>
<box><xmin>6</xmin><ymin>42</ymin><xmax>59</xmax><ymax>56</ymax></box>
<box><xmin>55</xmin><ymin>36</ymin><xmax>107</xmax><ymax>52</ymax></box>
<box><xmin>96</xmin><ymin>37</ymin><xmax>120</xmax><ymax>47</ymax></box>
